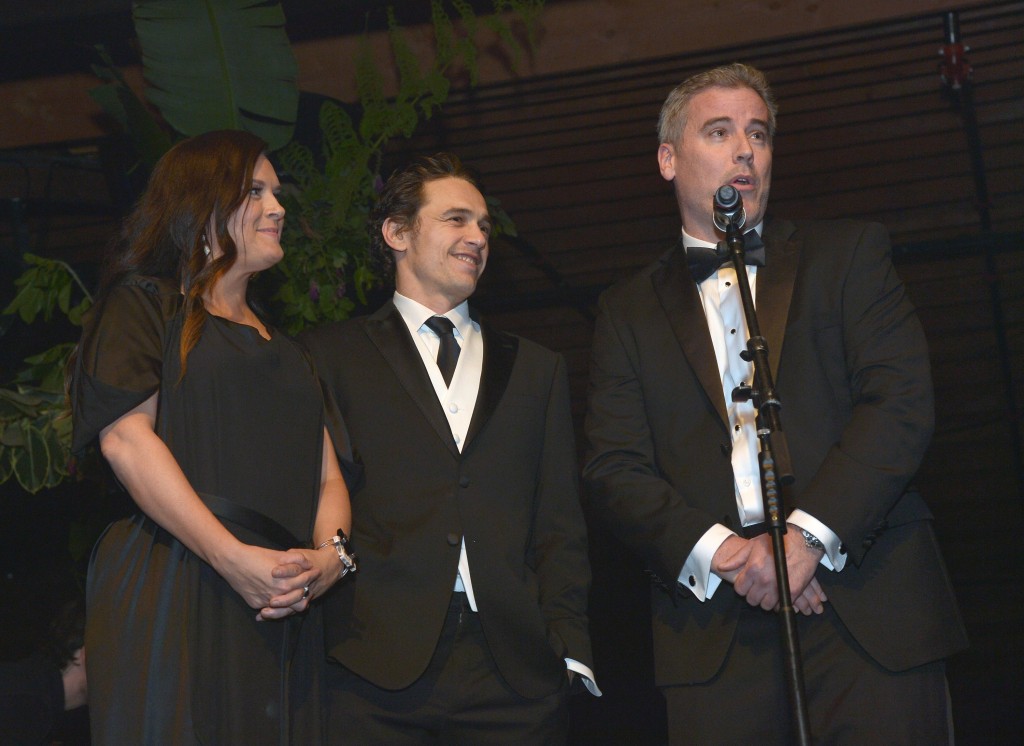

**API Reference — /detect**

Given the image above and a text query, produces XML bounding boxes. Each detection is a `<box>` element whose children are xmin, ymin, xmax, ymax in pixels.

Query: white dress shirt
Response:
<box><xmin>393</xmin><ymin>293</ymin><xmax>482</xmax><ymax>605</ymax></box>
<box><xmin>673</xmin><ymin>228</ymin><xmax>847</xmax><ymax>602</ymax></box>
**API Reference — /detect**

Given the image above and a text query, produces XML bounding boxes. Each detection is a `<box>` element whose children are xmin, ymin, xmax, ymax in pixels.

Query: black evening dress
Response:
<box><xmin>71</xmin><ymin>276</ymin><xmax>345</xmax><ymax>745</ymax></box>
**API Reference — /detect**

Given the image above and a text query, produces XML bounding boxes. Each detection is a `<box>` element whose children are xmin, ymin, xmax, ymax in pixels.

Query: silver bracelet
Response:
<box><xmin>318</xmin><ymin>529</ymin><xmax>357</xmax><ymax>577</ymax></box>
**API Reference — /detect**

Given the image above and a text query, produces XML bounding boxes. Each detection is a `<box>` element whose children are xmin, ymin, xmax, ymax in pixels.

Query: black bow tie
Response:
<box><xmin>684</xmin><ymin>230</ymin><xmax>765</xmax><ymax>283</ymax></box>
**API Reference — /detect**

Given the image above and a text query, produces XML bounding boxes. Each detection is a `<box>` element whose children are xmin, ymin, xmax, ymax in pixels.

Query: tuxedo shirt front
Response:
<box><xmin>677</xmin><ymin>227</ymin><xmax>845</xmax><ymax>602</ymax></box>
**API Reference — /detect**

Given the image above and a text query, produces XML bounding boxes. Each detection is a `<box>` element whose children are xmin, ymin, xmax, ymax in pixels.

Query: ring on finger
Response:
<box><xmin>301</xmin><ymin>585</ymin><xmax>310</xmax><ymax>600</ymax></box>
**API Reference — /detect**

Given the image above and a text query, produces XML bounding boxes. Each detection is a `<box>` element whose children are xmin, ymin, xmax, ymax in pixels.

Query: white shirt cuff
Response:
<box><xmin>788</xmin><ymin>509</ymin><xmax>847</xmax><ymax>571</ymax></box>
<box><xmin>566</xmin><ymin>659</ymin><xmax>601</xmax><ymax>696</ymax></box>
<box><xmin>678</xmin><ymin>524</ymin><xmax>736</xmax><ymax>601</ymax></box>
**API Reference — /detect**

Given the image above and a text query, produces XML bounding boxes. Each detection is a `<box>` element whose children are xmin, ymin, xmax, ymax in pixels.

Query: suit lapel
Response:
<box><xmin>364</xmin><ymin>302</ymin><xmax>460</xmax><ymax>456</ymax></box>
<box><xmin>653</xmin><ymin>242</ymin><xmax>731</xmax><ymax>428</ymax></box>
<box><xmin>465</xmin><ymin>314</ymin><xmax>517</xmax><ymax>448</ymax></box>
<box><xmin>755</xmin><ymin>220</ymin><xmax>800</xmax><ymax>379</ymax></box>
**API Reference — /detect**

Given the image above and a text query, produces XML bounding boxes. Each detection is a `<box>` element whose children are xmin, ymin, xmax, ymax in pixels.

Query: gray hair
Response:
<box><xmin>657</xmin><ymin>62</ymin><xmax>778</xmax><ymax>145</ymax></box>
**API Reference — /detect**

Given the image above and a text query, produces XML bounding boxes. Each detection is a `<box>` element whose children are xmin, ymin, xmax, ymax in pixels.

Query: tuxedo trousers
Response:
<box><xmin>663</xmin><ymin>602</ymin><xmax>952</xmax><ymax>745</ymax></box>
<box><xmin>326</xmin><ymin>593</ymin><xmax>569</xmax><ymax>745</ymax></box>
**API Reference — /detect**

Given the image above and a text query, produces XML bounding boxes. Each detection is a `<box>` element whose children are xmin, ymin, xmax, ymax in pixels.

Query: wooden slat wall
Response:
<box><xmin>408</xmin><ymin>2</ymin><xmax>1023</xmax><ymax>291</ymax></box>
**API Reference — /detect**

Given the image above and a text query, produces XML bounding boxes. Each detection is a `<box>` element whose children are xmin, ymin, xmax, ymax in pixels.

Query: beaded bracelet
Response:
<box><xmin>317</xmin><ymin>529</ymin><xmax>357</xmax><ymax>577</ymax></box>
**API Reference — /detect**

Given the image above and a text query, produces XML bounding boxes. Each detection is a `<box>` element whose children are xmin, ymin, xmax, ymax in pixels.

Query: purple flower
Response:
<box><xmin>309</xmin><ymin>281</ymin><xmax>320</xmax><ymax>302</ymax></box>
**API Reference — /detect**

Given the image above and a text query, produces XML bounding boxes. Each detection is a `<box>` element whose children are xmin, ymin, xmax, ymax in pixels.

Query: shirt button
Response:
<box><xmin>447</xmin><ymin>533</ymin><xmax>460</xmax><ymax>546</ymax></box>
<box><xmin>734</xmin><ymin>424</ymin><xmax>741</xmax><ymax>432</ymax></box>
<box><xmin>725</xmin><ymin>281</ymin><xmax>732</xmax><ymax>287</ymax></box>
<box><xmin>742</xmin><ymin>479</ymin><xmax>751</xmax><ymax>487</ymax></box>
<box><xmin>448</xmin><ymin>402</ymin><xmax>459</xmax><ymax>413</ymax></box>
<box><xmin>453</xmin><ymin>433</ymin><xmax>461</xmax><ymax>444</ymax></box>
<box><xmin>459</xmin><ymin>476</ymin><xmax>470</xmax><ymax>488</ymax></box>
<box><xmin>730</xmin><ymin>328</ymin><xmax>737</xmax><ymax>334</ymax></box>
<box><xmin>688</xmin><ymin>575</ymin><xmax>696</xmax><ymax>587</ymax></box>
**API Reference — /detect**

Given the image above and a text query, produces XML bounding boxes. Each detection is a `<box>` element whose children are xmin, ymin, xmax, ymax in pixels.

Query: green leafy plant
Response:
<box><xmin>273</xmin><ymin>0</ymin><xmax>535</xmax><ymax>331</ymax></box>
<box><xmin>90</xmin><ymin>46</ymin><xmax>176</xmax><ymax>173</ymax></box>
<box><xmin>136</xmin><ymin>0</ymin><xmax>299</xmax><ymax>150</ymax></box>
<box><xmin>1</xmin><ymin>256</ymin><xmax>92</xmax><ymax>493</ymax></box>
<box><xmin>1</xmin><ymin>0</ymin><xmax>543</xmax><ymax>490</ymax></box>
<box><xmin>90</xmin><ymin>0</ymin><xmax>298</xmax><ymax>171</ymax></box>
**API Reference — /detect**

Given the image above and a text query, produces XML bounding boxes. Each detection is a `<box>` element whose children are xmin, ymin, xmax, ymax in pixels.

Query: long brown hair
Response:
<box><xmin>99</xmin><ymin>130</ymin><xmax>268</xmax><ymax>376</ymax></box>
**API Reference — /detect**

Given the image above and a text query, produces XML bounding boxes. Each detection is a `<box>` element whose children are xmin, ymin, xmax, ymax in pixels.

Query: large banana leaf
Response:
<box><xmin>134</xmin><ymin>0</ymin><xmax>299</xmax><ymax>150</ymax></box>
<box><xmin>91</xmin><ymin>46</ymin><xmax>176</xmax><ymax>170</ymax></box>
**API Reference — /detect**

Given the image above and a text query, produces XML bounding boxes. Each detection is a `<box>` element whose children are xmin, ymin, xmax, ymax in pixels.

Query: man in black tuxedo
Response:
<box><xmin>583</xmin><ymin>63</ymin><xmax>967</xmax><ymax>743</ymax></box>
<box><xmin>302</xmin><ymin>153</ymin><xmax>598</xmax><ymax>744</ymax></box>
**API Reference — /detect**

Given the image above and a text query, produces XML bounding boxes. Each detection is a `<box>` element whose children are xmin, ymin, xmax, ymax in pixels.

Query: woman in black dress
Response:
<box><xmin>71</xmin><ymin>130</ymin><xmax>355</xmax><ymax>744</ymax></box>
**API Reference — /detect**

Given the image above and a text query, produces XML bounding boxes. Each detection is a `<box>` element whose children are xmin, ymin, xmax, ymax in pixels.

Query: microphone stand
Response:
<box><xmin>940</xmin><ymin>12</ymin><xmax>1024</xmax><ymax>502</ymax></box>
<box><xmin>721</xmin><ymin>219</ymin><xmax>813</xmax><ymax>745</ymax></box>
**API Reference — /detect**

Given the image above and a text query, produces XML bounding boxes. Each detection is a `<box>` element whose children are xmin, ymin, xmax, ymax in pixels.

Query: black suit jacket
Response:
<box><xmin>301</xmin><ymin>301</ymin><xmax>593</xmax><ymax>698</ymax></box>
<box><xmin>583</xmin><ymin>218</ymin><xmax>968</xmax><ymax>686</ymax></box>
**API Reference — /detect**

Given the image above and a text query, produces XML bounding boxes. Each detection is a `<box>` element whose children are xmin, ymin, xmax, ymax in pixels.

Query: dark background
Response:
<box><xmin>1</xmin><ymin>2</ymin><xmax>1021</xmax><ymax>743</ymax></box>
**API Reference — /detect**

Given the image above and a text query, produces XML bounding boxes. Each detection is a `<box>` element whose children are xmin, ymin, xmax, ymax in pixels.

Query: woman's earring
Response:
<box><xmin>202</xmin><ymin>235</ymin><xmax>211</xmax><ymax>256</ymax></box>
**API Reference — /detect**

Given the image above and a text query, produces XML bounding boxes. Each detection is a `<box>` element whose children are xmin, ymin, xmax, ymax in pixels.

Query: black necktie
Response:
<box><xmin>424</xmin><ymin>316</ymin><xmax>460</xmax><ymax>386</ymax></box>
<box><xmin>685</xmin><ymin>230</ymin><xmax>765</xmax><ymax>283</ymax></box>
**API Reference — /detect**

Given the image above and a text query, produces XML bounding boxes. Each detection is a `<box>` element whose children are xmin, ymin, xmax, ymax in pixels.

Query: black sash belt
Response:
<box><xmin>198</xmin><ymin>492</ymin><xmax>303</xmax><ymax>549</ymax></box>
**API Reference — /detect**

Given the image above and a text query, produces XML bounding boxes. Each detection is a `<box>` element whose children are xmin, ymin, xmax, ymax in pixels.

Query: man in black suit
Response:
<box><xmin>583</xmin><ymin>63</ymin><xmax>967</xmax><ymax>743</ymax></box>
<box><xmin>302</xmin><ymin>153</ymin><xmax>598</xmax><ymax>744</ymax></box>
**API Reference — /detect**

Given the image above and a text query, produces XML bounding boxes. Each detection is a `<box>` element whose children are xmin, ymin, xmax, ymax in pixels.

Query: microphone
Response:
<box><xmin>713</xmin><ymin>184</ymin><xmax>746</xmax><ymax>232</ymax></box>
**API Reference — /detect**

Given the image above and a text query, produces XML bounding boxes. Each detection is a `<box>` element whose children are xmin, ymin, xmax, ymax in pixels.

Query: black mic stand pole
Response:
<box><xmin>721</xmin><ymin>216</ymin><xmax>813</xmax><ymax>745</ymax></box>
<box><xmin>939</xmin><ymin>12</ymin><xmax>1024</xmax><ymax>502</ymax></box>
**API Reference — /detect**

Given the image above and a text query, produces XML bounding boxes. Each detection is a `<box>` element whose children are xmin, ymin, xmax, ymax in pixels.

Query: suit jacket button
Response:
<box><xmin>447</xmin><ymin>533</ymin><xmax>460</xmax><ymax>546</ymax></box>
<box><xmin>459</xmin><ymin>476</ymin><xmax>470</xmax><ymax>488</ymax></box>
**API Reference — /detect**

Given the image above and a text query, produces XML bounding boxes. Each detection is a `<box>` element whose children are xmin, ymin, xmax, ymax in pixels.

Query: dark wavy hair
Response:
<box><xmin>368</xmin><ymin>152</ymin><xmax>481</xmax><ymax>279</ymax></box>
<box><xmin>99</xmin><ymin>129</ymin><xmax>268</xmax><ymax>376</ymax></box>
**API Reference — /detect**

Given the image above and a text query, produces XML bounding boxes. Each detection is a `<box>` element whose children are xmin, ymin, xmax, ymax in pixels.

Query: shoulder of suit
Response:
<box><xmin>768</xmin><ymin>217</ymin><xmax>884</xmax><ymax>244</ymax></box>
<box><xmin>767</xmin><ymin>218</ymin><xmax>893</xmax><ymax>279</ymax></box>
<box><xmin>596</xmin><ymin>247</ymin><xmax>674</xmax><ymax>309</ymax></box>
<box><xmin>479</xmin><ymin>321</ymin><xmax>562</xmax><ymax>362</ymax></box>
<box><xmin>297</xmin><ymin>315</ymin><xmax>369</xmax><ymax>351</ymax></box>
<box><xmin>508</xmin><ymin>331</ymin><xmax>554</xmax><ymax>358</ymax></box>
<box><xmin>479</xmin><ymin>318</ymin><xmax>522</xmax><ymax>349</ymax></box>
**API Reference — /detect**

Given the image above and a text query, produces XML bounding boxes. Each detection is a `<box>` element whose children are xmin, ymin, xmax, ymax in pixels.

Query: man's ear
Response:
<box><xmin>382</xmin><ymin>217</ymin><xmax>409</xmax><ymax>253</ymax></box>
<box><xmin>657</xmin><ymin>143</ymin><xmax>677</xmax><ymax>182</ymax></box>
